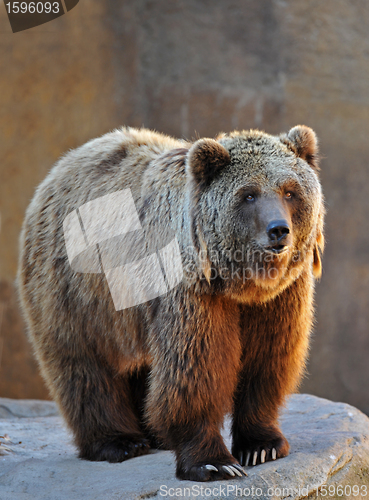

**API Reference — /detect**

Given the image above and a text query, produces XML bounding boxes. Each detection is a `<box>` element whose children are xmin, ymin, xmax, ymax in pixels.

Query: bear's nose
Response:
<box><xmin>266</xmin><ymin>220</ymin><xmax>290</xmax><ymax>242</ymax></box>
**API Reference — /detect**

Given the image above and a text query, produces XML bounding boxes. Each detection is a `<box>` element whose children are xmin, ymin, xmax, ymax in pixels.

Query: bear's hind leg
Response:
<box><xmin>53</xmin><ymin>355</ymin><xmax>151</xmax><ymax>463</ymax></box>
<box><xmin>128</xmin><ymin>366</ymin><xmax>169</xmax><ymax>450</ymax></box>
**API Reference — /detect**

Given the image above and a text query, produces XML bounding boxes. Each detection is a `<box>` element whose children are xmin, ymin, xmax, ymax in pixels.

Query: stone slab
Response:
<box><xmin>0</xmin><ymin>394</ymin><xmax>368</xmax><ymax>500</ymax></box>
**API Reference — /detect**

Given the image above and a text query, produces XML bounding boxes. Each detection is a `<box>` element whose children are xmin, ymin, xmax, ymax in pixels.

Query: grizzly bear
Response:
<box><xmin>18</xmin><ymin>125</ymin><xmax>324</xmax><ymax>481</ymax></box>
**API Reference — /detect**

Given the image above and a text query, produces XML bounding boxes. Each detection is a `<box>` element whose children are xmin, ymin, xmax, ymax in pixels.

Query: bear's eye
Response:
<box><xmin>285</xmin><ymin>191</ymin><xmax>293</xmax><ymax>200</ymax></box>
<box><xmin>245</xmin><ymin>194</ymin><xmax>255</xmax><ymax>202</ymax></box>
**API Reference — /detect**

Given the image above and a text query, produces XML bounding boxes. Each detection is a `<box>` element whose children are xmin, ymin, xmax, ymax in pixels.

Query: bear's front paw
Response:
<box><xmin>177</xmin><ymin>461</ymin><xmax>247</xmax><ymax>481</ymax></box>
<box><xmin>232</xmin><ymin>435</ymin><xmax>289</xmax><ymax>467</ymax></box>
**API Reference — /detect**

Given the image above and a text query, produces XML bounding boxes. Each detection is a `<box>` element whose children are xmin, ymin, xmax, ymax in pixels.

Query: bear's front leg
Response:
<box><xmin>232</xmin><ymin>273</ymin><xmax>313</xmax><ymax>466</ymax></box>
<box><xmin>232</xmin><ymin>392</ymin><xmax>290</xmax><ymax>467</ymax></box>
<box><xmin>168</xmin><ymin>421</ymin><xmax>247</xmax><ymax>481</ymax></box>
<box><xmin>146</xmin><ymin>292</ymin><xmax>246</xmax><ymax>481</ymax></box>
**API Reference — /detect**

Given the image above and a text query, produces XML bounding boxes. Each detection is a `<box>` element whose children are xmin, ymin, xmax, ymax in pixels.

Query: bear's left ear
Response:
<box><xmin>313</xmin><ymin>230</ymin><xmax>324</xmax><ymax>279</ymax></box>
<box><xmin>282</xmin><ymin>125</ymin><xmax>319</xmax><ymax>171</ymax></box>
<box><xmin>187</xmin><ymin>138</ymin><xmax>230</xmax><ymax>185</ymax></box>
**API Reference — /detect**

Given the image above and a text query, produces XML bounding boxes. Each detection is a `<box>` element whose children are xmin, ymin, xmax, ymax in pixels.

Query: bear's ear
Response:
<box><xmin>313</xmin><ymin>230</ymin><xmax>324</xmax><ymax>279</ymax></box>
<box><xmin>187</xmin><ymin>138</ymin><xmax>230</xmax><ymax>185</ymax></box>
<box><xmin>283</xmin><ymin>125</ymin><xmax>319</xmax><ymax>171</ymax></box>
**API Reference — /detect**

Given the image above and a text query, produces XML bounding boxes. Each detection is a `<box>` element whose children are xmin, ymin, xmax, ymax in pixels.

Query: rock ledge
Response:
<box><xmin>0</xmin><ymin>394</ymin><xmax>368</xmax><ymax>500</ymax></box>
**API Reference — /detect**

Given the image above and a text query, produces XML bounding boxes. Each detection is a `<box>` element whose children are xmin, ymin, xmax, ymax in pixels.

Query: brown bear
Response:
<box><xmin>17</xmin><ymin>125</ymin><xmax>324</xmax><ymax>481</ymax></box>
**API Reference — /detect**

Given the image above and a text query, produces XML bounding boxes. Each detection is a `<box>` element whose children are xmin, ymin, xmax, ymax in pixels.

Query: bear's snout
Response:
<box><xmin>266</xmin><ymin>219</ymin><xmax>291</xmax><ymax>254</ymax></box>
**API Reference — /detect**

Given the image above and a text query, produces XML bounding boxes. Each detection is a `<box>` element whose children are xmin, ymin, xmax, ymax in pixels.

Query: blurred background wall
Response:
<box><xmin>1</xmin><ymin>0</ymin><xmax>368</xmax><ymax>412</ymax></box>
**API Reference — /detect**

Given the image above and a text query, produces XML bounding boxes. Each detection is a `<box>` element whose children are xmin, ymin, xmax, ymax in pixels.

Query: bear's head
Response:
<box><xmin>186</xmin><ymin>125</ymin><xmax>324</xmax><ymax>303</ymax></box>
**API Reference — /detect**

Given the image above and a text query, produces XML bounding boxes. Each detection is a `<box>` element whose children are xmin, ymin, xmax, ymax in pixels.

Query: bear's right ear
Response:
<box><xmin>187</xmin><ymin>138</ymin><xmax>230</xmax><ymax>185</ymax></box>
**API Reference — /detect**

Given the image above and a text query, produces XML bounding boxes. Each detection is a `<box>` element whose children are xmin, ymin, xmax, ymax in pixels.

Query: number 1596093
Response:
<box><xmin>5</xmin><ymin>2</ymin><xmax>60</xmax><ymax>14</ymax></box>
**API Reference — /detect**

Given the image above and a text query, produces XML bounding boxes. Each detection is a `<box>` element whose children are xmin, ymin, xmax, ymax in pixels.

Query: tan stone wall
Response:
<box><xmin>1</xmin><ymin>1</ymin><xmax>369</xmax><ymax>412</ymax></box>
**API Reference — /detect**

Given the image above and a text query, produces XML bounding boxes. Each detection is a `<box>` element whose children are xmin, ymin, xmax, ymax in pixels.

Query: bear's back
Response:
<box><xmin>17</xmin><ymin>128</ymin><xmax>189</xmax><ymax>354</ymax></box>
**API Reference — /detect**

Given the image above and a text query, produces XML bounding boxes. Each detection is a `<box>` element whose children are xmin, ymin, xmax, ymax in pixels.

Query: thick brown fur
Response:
<box><xmin>18</xmin><ymin>125</ymin><xmax>324</xmax><ymax>481</ymax></box>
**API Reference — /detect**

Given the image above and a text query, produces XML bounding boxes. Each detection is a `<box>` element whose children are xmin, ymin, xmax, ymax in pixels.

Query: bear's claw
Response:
<box><xmin>239</xmin><ymin>447</ymin><xmax>278</xmax><ymax>466</ymax></box>
<box><xmin>226</xmin><ymin>465</ymin><xmax>245</xmax><ymax>477</ymax></box>
<box><xmin>205</xmin><ymin>463</ymin><xmax>245</xmax><ymax>477</ymax></box>
<box><xmin>223</xmin><ymin>465</ymin><xmax>235</xmax><ymax>476</ymax></box>
<box><xmin>186</xmin><ymin>462</ymin><xmax>247</xmax><ymax>481</ymax></box>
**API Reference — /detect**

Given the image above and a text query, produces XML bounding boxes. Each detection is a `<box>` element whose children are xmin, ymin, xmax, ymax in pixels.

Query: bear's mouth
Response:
<box><xmin>266</xmin><ymin>244</ymin><xmax>289</xmax><ymax>255</ymax></box>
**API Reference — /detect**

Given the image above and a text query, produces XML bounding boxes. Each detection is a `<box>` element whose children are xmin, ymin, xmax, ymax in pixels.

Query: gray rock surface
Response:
<box><xmin>0</xmin><ymin>394</ymin><xmax>368</xmax><ymax>500</ymax></box>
